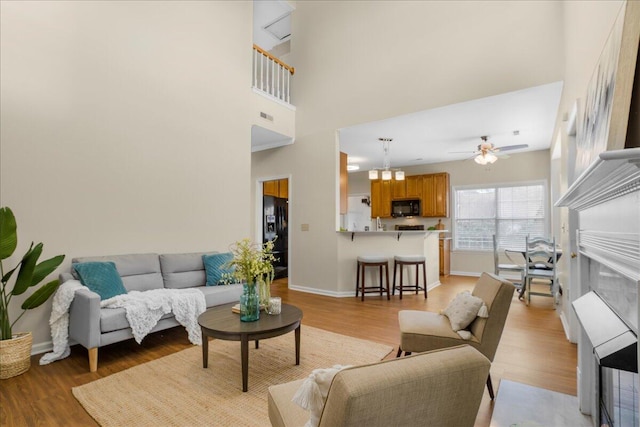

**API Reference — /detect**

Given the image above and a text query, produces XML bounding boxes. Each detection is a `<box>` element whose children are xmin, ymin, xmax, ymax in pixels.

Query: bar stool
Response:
<box><xmin>356</xmin><ymin>256</ymin><xmax>390</xmax><ymax>301</ymax></box>
<box><xmin>392</xmin><ymin>255</ymin><xmax>427</xmax><ymax>299</ymax></box>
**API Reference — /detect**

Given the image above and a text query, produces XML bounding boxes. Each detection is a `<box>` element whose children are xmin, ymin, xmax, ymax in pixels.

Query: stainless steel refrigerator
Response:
<box><xmin>263</xmin><ymin>196</ymin><xmax>288</xmax><ymax>278</ymax></box>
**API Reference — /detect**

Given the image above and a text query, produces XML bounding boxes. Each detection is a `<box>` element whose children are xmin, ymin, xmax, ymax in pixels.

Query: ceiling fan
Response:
<box><xmin>450</xmin><ymin>136</ymin><xmax>528</xmax><ymax>165</ymax></box>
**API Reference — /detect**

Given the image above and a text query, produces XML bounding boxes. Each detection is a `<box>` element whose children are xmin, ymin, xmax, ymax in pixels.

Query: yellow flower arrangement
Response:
<box><xmin>227</xmin><ymin>238</ymin><xmax>276</xmax><ymax>285</ymax></box>
<box><xmin>227</xmin><ymin>238</ymin><xmax>277</xmax><ymax>315</ymax></box>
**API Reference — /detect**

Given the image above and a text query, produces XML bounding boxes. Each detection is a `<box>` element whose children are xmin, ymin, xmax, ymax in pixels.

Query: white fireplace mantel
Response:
<box><xmin>556</xmin><ymin>147</ymin><xmax>640</xmax><ymax>211</ymax></box>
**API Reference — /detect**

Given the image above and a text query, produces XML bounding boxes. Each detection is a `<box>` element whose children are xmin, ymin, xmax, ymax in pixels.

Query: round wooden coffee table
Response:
<box><xmin>198</xmin><ymin>302</ymin><xmax>303</xmax><ymax>392</ymax></box>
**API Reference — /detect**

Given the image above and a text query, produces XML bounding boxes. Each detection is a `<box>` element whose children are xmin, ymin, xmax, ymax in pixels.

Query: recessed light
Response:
<box><xmin>347</xmin><ymin>164</ymin><xmax>360</xmax><ymax>171</ymax></box>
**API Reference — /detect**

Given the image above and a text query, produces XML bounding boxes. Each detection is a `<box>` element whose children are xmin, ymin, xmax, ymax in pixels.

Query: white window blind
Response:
<box><xmin>454</xmin><ymin>183</ymin><xmax>546</xmax><ymax>251</ymax></box>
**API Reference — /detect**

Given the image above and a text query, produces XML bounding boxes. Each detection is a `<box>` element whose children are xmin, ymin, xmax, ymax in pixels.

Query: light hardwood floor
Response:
<box><xmin>0</xmin><ymin>275</ymin><xmax>576</xmax><ymax>426</ymax></box>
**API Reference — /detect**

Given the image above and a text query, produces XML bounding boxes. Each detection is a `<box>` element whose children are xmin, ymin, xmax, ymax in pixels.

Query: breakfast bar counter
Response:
<box><xmin>336</xmin><ymin>230</ymin><xmax>447</xmax><ymax>296</ymax></box>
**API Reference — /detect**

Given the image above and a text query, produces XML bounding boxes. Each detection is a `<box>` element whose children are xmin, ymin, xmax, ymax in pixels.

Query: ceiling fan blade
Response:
<box><xmin>448</xmin><ymin>150</ymin><xmax>478</xmax><ymax>154</ymax></box>
<box><xmin>494</xmin><ymin>144</ymin><xmax>528</xmax><ymax>152</ymax></box>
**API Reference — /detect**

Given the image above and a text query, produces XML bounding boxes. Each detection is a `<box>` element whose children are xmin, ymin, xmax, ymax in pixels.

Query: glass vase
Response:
<box><xmin>258</xmin><ymin>278</ymin><xmax>271</xmax><ymax>308</ymax></box>
<box><xmin>240</xmin><ymin>282</ymin><xmax>260</xmax><ymax>322</ymax></box>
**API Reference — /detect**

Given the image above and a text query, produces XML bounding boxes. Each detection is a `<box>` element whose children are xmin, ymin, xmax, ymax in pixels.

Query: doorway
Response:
<box><xmin>260</xmin><ymin>177</ymin><xmax>289</xmax><ymax>279</ymax></box>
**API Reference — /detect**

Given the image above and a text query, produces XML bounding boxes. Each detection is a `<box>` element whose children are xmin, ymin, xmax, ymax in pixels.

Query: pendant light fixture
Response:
<box><xmin>369</xmin><ymin>138</ymin><xmax>404</xmax><ymax>180</ymax></box>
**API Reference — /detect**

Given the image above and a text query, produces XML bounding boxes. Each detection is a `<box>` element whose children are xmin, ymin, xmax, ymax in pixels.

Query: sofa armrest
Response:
<box><xmin>69</xmin><ymin>288</ymin><xmax>101</xmax><ymax>349</ymax></box>
<box><xmin>59</xmin><ymin>272</ymin><xmax>75</xmax><ymax>283</ymax></box>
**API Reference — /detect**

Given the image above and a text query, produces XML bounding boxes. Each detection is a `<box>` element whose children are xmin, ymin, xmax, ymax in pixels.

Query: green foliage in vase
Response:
<box><xmin>0</xmin><ymin>207</ymin><xmax>65</xmax><ymax>340</ymax></box>
<box><xmin>227</xmin><ymin>238</ymin><xmax>276</xmax><ymax>285</ymax></box>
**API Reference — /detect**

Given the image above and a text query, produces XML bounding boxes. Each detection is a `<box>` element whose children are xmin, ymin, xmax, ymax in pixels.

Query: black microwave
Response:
<box><xmin>391</xmin><ymin>199</ymin><xmax>421</xmax><ymax>217</ymax></box>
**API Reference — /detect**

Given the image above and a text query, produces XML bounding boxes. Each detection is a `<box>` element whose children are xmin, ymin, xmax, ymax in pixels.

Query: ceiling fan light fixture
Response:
<box><xmin>381</xmin><ymin>170</ymin><xmax>393</xmax><ymax>180</ymax></box>
<box><xmin>395</xmin><ymin>170</ymin><xmax>405</xmax><ymax>181</ymax></box>
<box><xmin>485</xmin><ymin>153</ymin><xmax>498</xmax><ymax>164</ymax></box>
<box><xmin>474</xmin><ymin>154</ymin><xmax>488</xmax><ymax>165</ymax></box>
<box><xmin>369</xmin><ymin>170</ymin><xmax>379</xmax><ymax>180</ymax></box>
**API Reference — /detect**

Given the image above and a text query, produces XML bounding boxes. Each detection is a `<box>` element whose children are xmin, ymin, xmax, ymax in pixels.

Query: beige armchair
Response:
<box><xmin>268</xmin><ymin>345</ymin><xmax>490</xmax><ymax>427</ymax></box>
<box><xmin>397</xmin><ymin>272</ymin><xmax>515</xmax><ymax>399</ymax></box>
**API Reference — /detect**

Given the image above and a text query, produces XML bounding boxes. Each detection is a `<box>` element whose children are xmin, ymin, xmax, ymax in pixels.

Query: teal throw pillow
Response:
<box><xmin>73</xmin><ymin>261</ymin><xmax>128</xmax><ymax>300</ymax></box>
<box><xmin>203</xmin><ymin>253</ymin><xmax>235</xmax><ymax>286</ymax></box>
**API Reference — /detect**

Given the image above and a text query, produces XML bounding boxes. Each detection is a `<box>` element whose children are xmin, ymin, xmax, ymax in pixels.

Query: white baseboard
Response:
<box><xmin>559</xmin><ymin>311</ymin><xmax>572</xmax><ymax>341</ymax></box>
<box><xmin>450</xmin><ymin>271</ymin><xmax>482</xmax><ymax>277</ymax></box>
<box><xmin>287</xmin><ymin>284</ymin><xmax>355</xmax><ymax>298</ymax></box>
<box><xmin>288</xmin><ymin>281</ymin><xmax>443</xmax><ymax>298</ymax></box>
<box><xmin>31</xmin><ymin>341</ymin><xmax>53</xmax><ymax>356</ymax></box>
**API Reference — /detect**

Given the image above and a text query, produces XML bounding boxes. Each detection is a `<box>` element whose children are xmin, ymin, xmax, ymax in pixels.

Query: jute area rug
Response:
<box><xmin>72</xmin><ymin>326</ymin><xmax>393</xmax><ymax>426</ymax></box>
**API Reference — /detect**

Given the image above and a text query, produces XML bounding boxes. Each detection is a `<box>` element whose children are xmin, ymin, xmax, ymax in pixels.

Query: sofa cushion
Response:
<box><xmin>100</xmin><ymin>308</ymin><xmax>174</xmax><ymax>333</ymax></box>
<box><xmin>72</xmin><ymin>254</ymin><xmax>163</xmax><ymax>292</ymax></box>
<box><xmin>159</xmin><ymin>252</ymin><xmax>217</xmax><ymax>289</ymax></box>
<box><xmin>196</xmin><ymin>284</ymin><xmax>244</xmax><ymax>307</ymax></box>
<box><xmin>203</xmin><ymin>252</ymin><xmax>234</xmax><ymax>285</ymax></box>
<box><xmin>73</xmin><ymin>262</ymin><xmax>128</xmax><ymax>300</ymax></box>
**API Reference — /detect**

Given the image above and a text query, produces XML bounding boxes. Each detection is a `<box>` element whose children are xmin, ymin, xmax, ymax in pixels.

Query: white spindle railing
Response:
<box><xmin>252</xmin><ymin>44</ymin><xmax>294</xmax><ymax>105</ymax></box>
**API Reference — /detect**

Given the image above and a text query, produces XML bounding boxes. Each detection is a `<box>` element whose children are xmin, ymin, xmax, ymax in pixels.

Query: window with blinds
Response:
<box><xmin>453</xmin><ymin>182</ymin><xmax>547</xmax><ymax>251</ymax></box>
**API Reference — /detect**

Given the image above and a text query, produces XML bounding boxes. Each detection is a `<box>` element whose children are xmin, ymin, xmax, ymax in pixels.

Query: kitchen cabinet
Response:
<box><xmin>406</xmin><ymin>176</ymin><xmax>422</xmax><ymax>198</ymax></box>
<box><xmin>370</xmin><ymin>172</ymin><xmax>448</xmax><ymax>218</ymax></box>
<box><xmin>421</xmin><ymin>175</ymin><xmax>435</xmax><ymax>216</ymax></box>
<box><xmin>433</xmin><ymin>173</ymin><xmax>449</xmax><ymax>217</ymax></box>
<box><xmin>391</xmin><ymin>175</ymin><xmax>420</xmax><ymax>200</ymax></box>
<box><xmin>439</xmin><ymin>238</ymin><xmax>451</xmax><ymax>276</ymax></box>
<box><xmin>264</xmin><ymin>179</ymin><xmax>289</xmax><ymax>199</ymax></box>
<box><xmin>264</xmin><ymin>180</ymin><xmax>279</xmax><ymax>197</ymax></box>
<box><xmin>370</xmin><ymin>179</ymin><xmax>392</xmax><ymax>218</ymax></box>
<box><xmin>392</xmin><ymin>179</ymin><xmax>406</xmax><ymax>199</ymax></box>
<box><xmin>340</xmin><ymin>152</ymin><xmax>347</xmax><ymax>215</ymax></box>
<box><xmin>278</xmin><ymin>179</ymin><xmax>288</xmax><ymax>199</ymax></box>
<box><xmin>422</xmin><ymin>172</ymin><xmax>449</xmax><ymax>217</ymax></box>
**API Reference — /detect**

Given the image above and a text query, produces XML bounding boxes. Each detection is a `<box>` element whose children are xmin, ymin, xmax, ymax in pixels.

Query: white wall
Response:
<box><xmin>0</xmin><ymin>2</ymin><xmax>254</xmax><ymax>350</ymax></box>
<box><xmin>550</xmin><ymin>1</ymin><xmax>627</xmax><ymax>344</ymax></box>
<box><xmin>252</xmin><ymin>1</ymin><xmax>564</xmax><ymax>293</ymax></box>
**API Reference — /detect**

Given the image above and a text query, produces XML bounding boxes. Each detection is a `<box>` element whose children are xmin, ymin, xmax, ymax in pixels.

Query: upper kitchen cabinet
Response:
<box><xmin>370</xmin><ymin>173</ymin><xmax>448</xmax><ymax>218</ymax></box>
<box><xmin>392</xmin><ymin>179</ymin><xmax>406</xmax><ymax>199</ymax></box>
<box><xmin>422</xmin><ymin>173</ymin><xmax>449</xmax><ymax>217</ymax></box>
<box><xmin>264</xmin><ymin>179</ymin><xmax>289</xmax><ymax>199</ymax></box>
<box><xmin>391</xmin><ymin>175</ymin><xmax>421</xmax><ymax>200</ymax></box>
<box><xmin>406</xmin><ymin>175</ymin><xmax>422</xmax><ymax>198</ymax></box>
<box><xmin>371</xmin><ymin>179</ymin><xmax>392</xmax><ymax>218</ymax></box>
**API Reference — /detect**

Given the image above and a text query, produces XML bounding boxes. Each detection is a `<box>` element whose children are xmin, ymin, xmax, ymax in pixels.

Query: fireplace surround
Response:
<box><xmin>557</xmin><ymin>148</ymin><xmax>640</xmax><ymax>426</ymax></box>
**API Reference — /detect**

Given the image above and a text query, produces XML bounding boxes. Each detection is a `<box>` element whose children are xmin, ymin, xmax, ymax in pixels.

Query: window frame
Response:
<box><xmin>451</xmin><ymin>180</ymin><xmax>549</xmax><ymax>252</ymax></box>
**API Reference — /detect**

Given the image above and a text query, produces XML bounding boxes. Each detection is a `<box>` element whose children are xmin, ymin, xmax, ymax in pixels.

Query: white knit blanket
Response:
<box><xmin>101</xmin><ymin>288</ymin><xmax>206</xmax><ymax>345</ymax></box>
<box><xmin>39</xmin><ymin>279</ymin><xmax>85</xmax><ymax>365</ymax></box>
<box><xmin>39</xmin><ymin>281</ymin><xmax>206</xmax><ymax>365</ymax></box>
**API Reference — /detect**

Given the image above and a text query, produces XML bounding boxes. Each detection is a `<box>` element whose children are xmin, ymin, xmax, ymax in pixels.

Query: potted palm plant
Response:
<box><xmin>0</xmin><ymin>207</ymin><xmax>65</xmax><ymax>379</ymax></box>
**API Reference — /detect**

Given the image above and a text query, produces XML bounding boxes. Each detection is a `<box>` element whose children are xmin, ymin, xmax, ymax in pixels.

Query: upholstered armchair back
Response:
<box><xmin>468</xmin><ymin>272</ymin><xmax>515</xmax><ymax>361</ymax></box>
<box><xmin>317</xmin><ymin>345</ymin><xmax>490</xmax><ymax>427</ymax></box>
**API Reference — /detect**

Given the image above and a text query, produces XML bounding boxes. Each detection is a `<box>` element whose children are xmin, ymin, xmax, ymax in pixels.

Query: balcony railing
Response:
<box><xmin>252</xmin><ymin>44</ymin><xmax>295</xmax><ymax>105</ymax></box>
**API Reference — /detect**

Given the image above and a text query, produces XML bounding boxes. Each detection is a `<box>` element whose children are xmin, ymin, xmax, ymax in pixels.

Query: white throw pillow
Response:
<box><xmin>291</xmin><ymin>364</ymin><xmax>351</xmax><ymax>427</ymax></box>
<box><xmin>442</xmin><ymin>291</ymin><xmax>485</xmax><ymax>331</ymax></box>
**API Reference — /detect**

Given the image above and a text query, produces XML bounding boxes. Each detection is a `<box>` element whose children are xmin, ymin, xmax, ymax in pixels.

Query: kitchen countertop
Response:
<box><xmin>338</xmin><ymin>230</ymin><xmax>448</xmax><ymax>241</ymax></box>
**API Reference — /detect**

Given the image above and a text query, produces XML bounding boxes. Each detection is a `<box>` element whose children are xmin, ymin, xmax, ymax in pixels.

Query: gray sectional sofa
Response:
<box><xmin>60</xmin><ymin>252</ymin><xmax>243</xmax><ymax>372</ymax></box>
